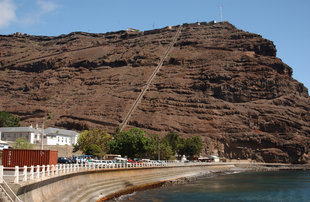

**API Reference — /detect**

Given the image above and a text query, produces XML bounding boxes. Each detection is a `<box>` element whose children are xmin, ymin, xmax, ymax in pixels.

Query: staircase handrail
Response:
<box><xmin>0</xmin><ymin>176</ymin><xmax>22</xmax><ymax>202</ymax></box>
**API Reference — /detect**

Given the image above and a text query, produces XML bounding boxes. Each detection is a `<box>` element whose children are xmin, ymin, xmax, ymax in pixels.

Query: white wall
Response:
<box><xmin>46</xmin><ymin>136</ymin><xmax>58</xmax><ymax>145</ymax></box>
<box><xmin>45</xmin><ymin>135</ymin><xmax>72</xmax><ymax>145</ymax></box>
<box><xmin>71</xmin><ymin>135</ymin><xmax>78</xmax><ymax>145</ymax></box>
<box><xmin>30</xmin><ymin>133</ymin><xmax>35</xmax><ymax>144</ymax></box>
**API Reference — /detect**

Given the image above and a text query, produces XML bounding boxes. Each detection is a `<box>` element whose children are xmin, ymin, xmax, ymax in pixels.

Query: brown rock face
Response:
<box><xmin>0</xmin><ymin>22</ymin><xmax>309</xmax><ymax>163</ymax></box>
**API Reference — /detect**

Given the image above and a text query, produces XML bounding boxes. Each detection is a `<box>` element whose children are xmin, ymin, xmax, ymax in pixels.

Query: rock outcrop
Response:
<box><xmin>0</xmin><ymin>22</ymin><xmax>309</xmax><ymax>163</ymax></box>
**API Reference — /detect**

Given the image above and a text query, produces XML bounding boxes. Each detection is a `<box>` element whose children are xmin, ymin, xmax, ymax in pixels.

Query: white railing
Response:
<box><xmin>0</xmin><ymin>161</ymin><xmax>216</xmax><ymax>185</ymax></box>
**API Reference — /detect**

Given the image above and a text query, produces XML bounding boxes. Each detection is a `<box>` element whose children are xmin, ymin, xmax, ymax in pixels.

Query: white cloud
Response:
<box><xmin>36</xmin><ymin>0</ymin><xmax>59</xmax><ymax>13</ymax></box>
<box><xmin>0</xmin><ymin>0</ymin><xmax>17</xmax><ymax>28</ymax></box>
<box><xmin>18</xmin><ymin>0</ymin><xmax>59</xmax><ymax>27</ymax></box>
<box><xmin>0</xmin><ymin>0</ymin><xmax>59</xmax><ymax>29</ymax></box>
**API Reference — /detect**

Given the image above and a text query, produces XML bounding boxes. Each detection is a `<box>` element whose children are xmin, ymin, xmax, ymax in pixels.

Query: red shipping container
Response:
<box><xmin>2</xmin><ymin>149</ymin><xmax>58</xmax><ymax>167</ymax></box>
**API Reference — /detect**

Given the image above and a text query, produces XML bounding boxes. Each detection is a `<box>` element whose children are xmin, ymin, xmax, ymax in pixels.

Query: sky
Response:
<box><xmin>0</xmin><ymin>0</ymin><xmax>309</xmax><ymax>91</ymax></box>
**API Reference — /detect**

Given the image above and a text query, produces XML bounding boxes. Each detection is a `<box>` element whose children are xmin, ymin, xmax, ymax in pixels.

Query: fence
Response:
<box><xmin>0</xmin><ymin>161</ymin><xmax>214</xmax><ymax>185</ymax></box>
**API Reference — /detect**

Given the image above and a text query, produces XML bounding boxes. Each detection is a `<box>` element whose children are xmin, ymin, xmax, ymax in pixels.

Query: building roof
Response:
<box><xmin>0</xmin><ymin>127</ymin><xmax>40</xmax><ymax>133</ymax></box>
<box><xmin>44</xmin><ymin>127</ymin><xmax>79</xmax><ymax>137</ymax></box>
<box><xmin>0</xmin><ymin>127</ymin><xmax>79</xmax><ymax>137</ymax></box>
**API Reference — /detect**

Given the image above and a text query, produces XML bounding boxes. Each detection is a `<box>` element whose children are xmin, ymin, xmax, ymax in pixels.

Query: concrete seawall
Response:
<box><xmin>12</xmin><ymin>164</ymin><xmax>236</xmax><ymax>202</ymax></box>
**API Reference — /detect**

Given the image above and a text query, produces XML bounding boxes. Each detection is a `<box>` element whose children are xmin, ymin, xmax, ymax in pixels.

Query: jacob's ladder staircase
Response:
<box><xmin>119</xmin><ymin>26</ymin><xmax>182</xmax><ymax>131</ymax></box>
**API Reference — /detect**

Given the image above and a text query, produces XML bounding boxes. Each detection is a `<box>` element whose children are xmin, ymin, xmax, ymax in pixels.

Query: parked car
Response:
<box><xmin>151</xmin><ymin>160</ymin><xmax>160</xmax><ymax>165</ymax></box>
<box><xmin>127</xmin><ymin>158</ymin><xmax>141</xmax><ymax>164</ymax></box>
<box><xmin>89</xmin><ymin>160</ymin><xmax>115</xmax><ymax>167</ymax></box>
<box><xmin>0</xmin><ymin>141</ymin><xmax>9</xmax><ymax>150</ymax></box>
<box><xmin>58</xmin><ymin>157</ymin><xmax>71</xmax><ymax>164</ymax></box>
<box><xmin>141</xmin><ymin>159</ymin><xmax>151</xmax><ymax>163</ymax></box>
<box><xmin>115</xmin><ymin>157</ymin><xmax>128</xmax><ymax>163</ymax></box>
<box><xmin>157</xmin><ymin>160</ymin><xmax>166</xmax><ymax>165</ymax></box>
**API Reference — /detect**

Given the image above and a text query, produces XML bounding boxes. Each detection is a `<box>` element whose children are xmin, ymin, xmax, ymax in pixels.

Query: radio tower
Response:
<box><xmin>220</xmin><ymin>4</ymin><xmax>223</xmax><ymax>22</ymax></box>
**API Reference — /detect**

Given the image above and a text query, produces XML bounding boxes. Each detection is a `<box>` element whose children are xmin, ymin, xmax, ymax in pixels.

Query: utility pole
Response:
<box><xmin>41</xmin><ymin>118</ymin><xmax>45</xmax><ymax>150</ymax></box>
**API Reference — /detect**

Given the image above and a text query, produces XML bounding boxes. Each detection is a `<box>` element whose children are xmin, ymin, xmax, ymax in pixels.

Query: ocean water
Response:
<box><xmin>119</xmin><ymin>171</ymin><xmax>310</xmax><ymax>202</ymax></box>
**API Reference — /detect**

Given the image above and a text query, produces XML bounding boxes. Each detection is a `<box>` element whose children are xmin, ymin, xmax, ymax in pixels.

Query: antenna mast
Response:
<box><xmin>220</xmin><ymin>4</ymin><xmax>223</xmax><ymax>22</ymax></box>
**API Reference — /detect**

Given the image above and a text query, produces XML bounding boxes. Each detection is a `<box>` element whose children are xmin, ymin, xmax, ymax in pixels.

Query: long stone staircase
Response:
<box><xmin>119</xmin><ymin>26</ymin><xmax>182</xmax><ymax>131</ymax></box>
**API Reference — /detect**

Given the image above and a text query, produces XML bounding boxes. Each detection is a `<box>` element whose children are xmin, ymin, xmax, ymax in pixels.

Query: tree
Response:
<box><xmin>113</xmin><ymin>126</ymin><xmax>121</xmax><ymax>136</ymax></box>
<box><xmin>73</xmin><ymin>129</ymin><xmax>112</xmax><ymax>157</ymax></box>
<box><xmin>148</xmin><ymin>133</ymin><xmax>173</xmax><ymax>160</ymax></box>
<box><xmin>176</xmin><ymin>136</ymin><xmax>203</xmax><ymax>159</ymax></box>
<box><xmin>163</xmin><ymin>132</ymin><xmax>181</xmax><ymax>155</ymax></box>
<box><xmin>145</xmin><ymin>133</ymin><xmax>158</xmax><ymax>159</ymax></box>
<box><xmin>0</xmin><ymin>111</ymin><xmax>20</xmax><ymax>127</ymax></box>
<box><xmin>158</xmin><ymin>139</ymin><xmax>173</xmax><ymax>160</ymax></box>
<box><xmin>85</xmin><ymin>144</ymin><xmax>102</xmax><ymax>156</ymax></box>
<box><xmin>108</xmin><ymin>128</ymin><xmax>155</xmax><ymax>159</ymax></box>
<box><xmin>183</xmin><ymin>136</ymin><xmax>204</xmax><ymax>159</ymax></box>
<box><xmin>13</xmin><ymin>138</ymin><xmax>34</xmax><ymax>149</ymax></box>
<box><xmin>177</xmin><ymin>137</ymin><xmax>186</xmax><ymax>158</ymax></box>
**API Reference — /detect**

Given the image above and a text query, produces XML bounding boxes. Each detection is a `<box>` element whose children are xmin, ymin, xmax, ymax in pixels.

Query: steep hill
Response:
<box><xmin>0</xmin><ymin>21</ymin><xmax>309</xmax><ymax>163</ymax></box>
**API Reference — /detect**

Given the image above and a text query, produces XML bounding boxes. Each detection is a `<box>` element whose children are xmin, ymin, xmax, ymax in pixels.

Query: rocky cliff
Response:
<box><xmin>0</xmin><ymin>21</ymin><xmax>309</xmax><ymax>163</ymax></box>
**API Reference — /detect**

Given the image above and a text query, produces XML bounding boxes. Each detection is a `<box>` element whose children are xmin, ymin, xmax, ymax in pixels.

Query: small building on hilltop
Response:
<box><xmin>126</xmin><ymin>28</ymin><xmax>139</xmax><ymax>32</ymax></box>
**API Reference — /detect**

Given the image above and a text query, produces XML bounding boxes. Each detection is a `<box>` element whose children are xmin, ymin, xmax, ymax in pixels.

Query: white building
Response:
<box><xmin>0</xmin><ymin>126</ymin><xmax>79</xmax><ymax>146</ymax></box>
<box><xmin>0</xmin><ymin>126</ymin><xmax>41</xmax><ymax>144</ymax></box>
<box><xmin>43</xmin><ymin>127</ymin><xmax>79</xmax><ymax>146</ymax></box>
